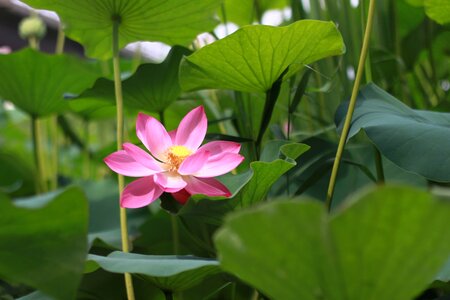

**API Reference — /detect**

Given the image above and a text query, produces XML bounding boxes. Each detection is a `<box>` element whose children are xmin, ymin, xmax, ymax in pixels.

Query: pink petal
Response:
<box><xmin>121</xmin><ymin>176</ymin><xmax>163</xmax><ymax>208</ymax></box>
<box><xmin>185</xmin><ymin>177</ymin><xmax>231</xmax><ymax>197</ymax></box>
<box><xmin>178</xmin><ymin>150</ymin><xmax>210</xmax><ymax>175</ymax></box>
<box><xmin>171</xmin><ymin>189</ymin><xmax>191</xmax><ymax>205</ymax></box>
<box><xmin>197</xmin><ymin>141</ymin><xmax>241</xmax><ymax>157</ymax></box>
<box><xmin>175</xmin><ymin>106</ymin><xmax>207</xmax><ymax>150</ymax></box>
<box><xmin>123</xmin><ymin>143</ymin><xmax>163</xmax><ymax>172</ymax></box>
<box><xmin>194</xmin><ymin>153</ymin><xmax>244</xmax><ymax>178</ymax></box>
<box><xmin>168</xmin><ymin>129</ymin><xmax>177</xmax><ymax>143</ymax></box>
<box><xmin>104</xmin><ymin>150</ymin><xmax>158</xmax><ymax>177</ymax></box>
<box><xmin>154</xmin><ymin>172</ymin><xmax>187</xmax><ymax>193</ymax></box>
<box><xmin>136</xmin><ymin>112</ymin><xmax>172</xmax><ymax>160</ymax></box>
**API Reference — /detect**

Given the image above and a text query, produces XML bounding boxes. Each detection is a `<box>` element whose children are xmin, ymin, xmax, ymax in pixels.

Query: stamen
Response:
<box><xmin>165</xmin><ymin>145</ymin><xmax>192</xmax><ymax>171</ymax></box>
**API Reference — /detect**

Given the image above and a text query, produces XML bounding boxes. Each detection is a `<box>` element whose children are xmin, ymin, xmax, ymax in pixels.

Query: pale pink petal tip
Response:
<box><xmin>175</xmin><ymin>106</ymin><xmax>207</xmax><ymax>150</ymax></box>
<box><xmin>136</xmin><ymin>112</ymin><xmax>172</xmax><ymax>160</ymax></box>
<box><xmin>120</xmin><ymin>177</ymin><xmax>163</xmax><ymax>208</ymax></box>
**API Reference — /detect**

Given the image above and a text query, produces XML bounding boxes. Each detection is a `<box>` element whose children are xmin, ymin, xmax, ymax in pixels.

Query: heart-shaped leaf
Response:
<box><xmin>179</xmin><ymin>20</ymin><xmax>345</xmax><ymax>93</ymax></box>
<box><xmin>238</xmin><ymin>141</ymin><xmax>310</xmax><ymax>207</ymax></box>
<box><xmin>22</xmin><ymin>0</ymin><xmax>220</xmax><ymax>59</ymax></box>
<box><xmin>87</xmin><ymin>251</ymin><xmax>220</xmax><ymax>292</ymax></box>
<box><xmin>215</xmin><ymin>186</ymin><xmax>450</xmax><ymax>300</ymax></box>
<box><xmin>0</xmin><ymin>187</ymin><xmax>89</xmax><ymax>300</ymax></box>
<box><xmin>75</xmin><ymin>46</ymin><xmax>191</xmax><ymax>113</ymax></box>
<box><xmin>335</xmin><ymin>83</ymin><xmax>450</xmax><ymax>182</ymax></box>
<box><xmin>0</xmin><ymin>49</ymin><xmax>99</xmax><ymax>117</ymax></box>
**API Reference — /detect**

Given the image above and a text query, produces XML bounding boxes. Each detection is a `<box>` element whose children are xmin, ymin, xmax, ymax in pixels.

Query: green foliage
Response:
<box><xmin>0</xmin><ymin>49</ymin><xmax>99</xmax><ymax>117</ymax></box>
<box><xmin>336</xmin><ymin>84</ymin><xmax>450</xmax><ymax>182</ymax></box>
<box><xmin>215</xmin><ymin>186</ymin><xmax>450</xmax><ymax>300</ymax></box>
<box><xmin>2</xmin><ymin>0</ymin><xmax>450</xmax><ymax>298</ymax></box>
<box><xmin>179</xmin><ymin>20</ymin><xmax>345</xmax><ymax>93</ymax></box>
<box><xmin>21</xmin><ymin>0</ymin><xmax>220</xmax><ymax>59</ymax></box>
<box><xmin>238</xmin><ymin>141</ymin><xmax>310</xmax><ymax>207</ymax></box>
<box><xmin>425</xmin><ymin>0</ymin><xmax>450</xmax><ymax>24</ymax></box>
<box><xmin>75</xmin><ymin>46</ymin><xmax>191</xmax><ymax>113</ymax></box>
<box><xmin>0</xmin><ymin>187</ymin><xmax>89</xmax><ymax>300</ymax></box>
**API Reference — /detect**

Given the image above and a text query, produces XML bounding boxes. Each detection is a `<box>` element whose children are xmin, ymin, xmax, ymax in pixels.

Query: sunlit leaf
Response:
<box><xmin>215</xmin><ymin>186</ymin><xmax>450</xmax><ymax>300</ymax></box>
<box><xmin>0</xmin><ymin>187</ymin><xmax>88</xmax><ymax>300</ymax></box>
<box><xmin>180</xmin><ymin>20</ymin><xmax>345</xmax><ymax>93</ymax></box>
<box><xmin>21</xmin><ymin>0</ymin><xmax>220</xmax><ymax>59</ymax></box>
<box><xmin>238</xmin><ymin>141</ymin><xmax>310</xmax><ymax>207</ymax></box>
<box><xmin>336</xmin><ymin>83</ymin><xmax>450</xmax><ymax>182</ymax></box>
<box><xmin>425</xmin><ymin>0</ymin><xmax>450</xmax><ymax>24</ymax></box>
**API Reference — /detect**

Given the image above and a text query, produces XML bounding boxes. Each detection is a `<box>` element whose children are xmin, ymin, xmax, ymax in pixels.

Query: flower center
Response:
<box><xmin>166</xmin><ymin>145</ymin><xmax>192</xmax><ymax>171</ymax></box>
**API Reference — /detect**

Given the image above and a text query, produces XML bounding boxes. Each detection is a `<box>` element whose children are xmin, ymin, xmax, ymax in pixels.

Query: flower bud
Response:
<box><xmin>19</xmin><ymin>15</ymin><xmax>47</xmax><ymax>40</ymax></box>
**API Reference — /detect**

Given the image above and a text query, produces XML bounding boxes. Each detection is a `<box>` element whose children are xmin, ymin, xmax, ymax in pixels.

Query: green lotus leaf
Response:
<box><xmin>21</xmin><ymin>0</ymin><xmax>220</xmax><ymax>59</ymax></box>
<box><xmin>180</xmin><ymin>20</ymin><xmax>345</xmax><ymax>93</ymax></box>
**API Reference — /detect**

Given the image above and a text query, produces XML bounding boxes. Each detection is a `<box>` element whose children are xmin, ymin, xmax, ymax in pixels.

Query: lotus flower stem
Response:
<box><xmin>31</xmin><ymin>116</ymin><xmax>46</xmax><ymax>193</ymax></box>
<box><xmin>49</xmin><ymin>26</ymin><xmax>65</xmax><ymax>190</ymax></box>
<box><xmin>326</xmin><ymin>0</ymin><xmax>376</xmax><ymax>210</ymax></box>
<box><xmin>112</xmin><ymin>19</ymin><xmax>135</xmax><ymax>300</ymax></box>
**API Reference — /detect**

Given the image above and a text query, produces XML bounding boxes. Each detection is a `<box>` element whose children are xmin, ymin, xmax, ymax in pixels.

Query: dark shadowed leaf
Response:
<box><xmin>335</xmin><ymin>83</ymin><xmax>450</xmax><ymax>182</ymax></box>
<box><xmin>0</xmin><ymin>187</ymin><xmax>89</xmax><ymax>300</ymax></box>
<box><xmin>75</xmin><ymin>46</ymin><xmax>191</xmax><ymax>113</ymax></box>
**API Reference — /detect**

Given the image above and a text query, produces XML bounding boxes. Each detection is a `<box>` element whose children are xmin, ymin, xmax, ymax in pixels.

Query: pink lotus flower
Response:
<box><xmin>104</xmin><ymin>106</ymin><xmax>244</xmax><ymax>208</ymax></box>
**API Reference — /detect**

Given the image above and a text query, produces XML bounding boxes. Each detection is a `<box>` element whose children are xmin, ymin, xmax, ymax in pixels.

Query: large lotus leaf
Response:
<box><xmin>425</xmin><ymin>0</ymin><xmax>450</xmax><ymax>24</ymax></box>
<box><xmin>0</xmin><ymin>187</ymin><xmax>88</xmax><ymax>300</ymax></box>
<box><xmin>22</xmin><ymin>0</ymin><xmax>220</xmax><ymax>60</ymax></box>
<box><xmin>0</xmin><ymin>49</ymin><xmax>99</xmax><ymax>117</ymax></box>
<box><xmin>87</xmin><ymin>251</ymin><xmax>220</xmax><ymax>292</ymax></box>
<box><xmin>179</xmin><ymin>20</ymin><xmax>345</xmax><ymax>93</ymax></box>
<box><xmin>75</xmin><ymin>46</ymin><xmax>191</xmax><ymax>113</ymax></box>
<box><xmin>238</xmin><ymin>141</ymin><xmax>310</xmax><ymax>207</ymax></box>
<box><xmin>220</xmin><ymin>0</ymin><xmax>288</xmax><ymax>26</ymax></box>
<box><xmin>215</xmin><ymin>186</ymin><xmax>450</xmax><ymax>300</ymax></box>
<box><xmin>335</xmin><ymin>83</ymin><xmax>450</xmax><ymax>182</ymax></box>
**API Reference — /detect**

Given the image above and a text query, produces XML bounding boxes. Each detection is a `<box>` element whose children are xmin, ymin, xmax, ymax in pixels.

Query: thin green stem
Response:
<box><xmin>82</xmin><ymin>120</ymin><xmax>90</xmax><ymax>179</ymax></box>
<box><xmin>112</xmin><ymin>19</ymin><xmax>135</xmax><ymax>300</ymax></box>
<box><xmin>49</xmin><ymin>26</ymin><xmax>65</xmax><ymax>190</ymax></box>
<box><xmin>326</xmin><ymin>0</ymin><xmax>376</xmax><ymax>211</ymax></box>
<box><xmin>363</xmin><ymin>0</ymin><xmax>384</xmax><ymax>183</ymax></box>
<box><xmin>55</xmin><ymin>26</ymin><xmax>65</xmax><ymax>54</ymax></box>
<box><xmin>28</xmin><ymin>36</ymin><xmax>39</xmax><ymax>50</ymax></box>
<box><xmin>31</xmin><ymin>116</ymin><xmax>46</xmax><ymax>193</ymax></box>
